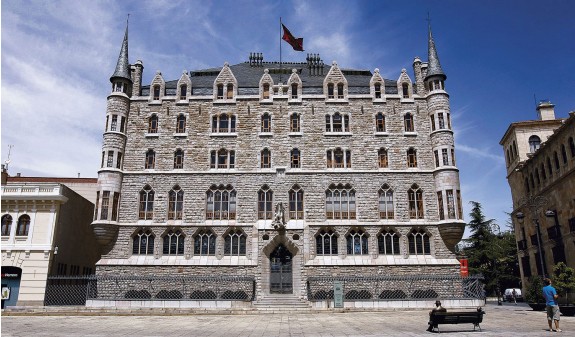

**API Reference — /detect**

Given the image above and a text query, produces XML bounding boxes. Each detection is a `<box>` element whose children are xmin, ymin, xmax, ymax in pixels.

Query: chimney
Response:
<box><xmin>1</xmin><ymin>164</ymin><xmax>8</xmax><ymax>185</ymax></box>
<box><xmin>537</xmin><ymin>100</ymin><xmax>556</xmax><ymax>121</ymax></box>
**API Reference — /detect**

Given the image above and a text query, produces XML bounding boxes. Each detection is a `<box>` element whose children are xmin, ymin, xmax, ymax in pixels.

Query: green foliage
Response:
<box><xmin>460</xmin><ymin>202</ymin><xmax>520</xmax><ymax>295</ymax></box>
<box><xmin>552</xmin><ymin>262</ymin><xmax>575</xmax><ymax>299</ymax></box>
<box><xmin>525</xmin><ymin>276</ymin><xmax>545</xmax><ymax>303</ymax></box>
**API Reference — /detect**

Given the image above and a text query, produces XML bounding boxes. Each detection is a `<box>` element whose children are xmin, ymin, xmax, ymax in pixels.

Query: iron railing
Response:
<box><xmin>307</xmin><ymin>274</ymin><xmax>484</xmax><ymax>301</ymax></box>
<box><xmin>44</xmin><ymin>275</ymin><xmax>255</xmax><ymax>306</ymax></box>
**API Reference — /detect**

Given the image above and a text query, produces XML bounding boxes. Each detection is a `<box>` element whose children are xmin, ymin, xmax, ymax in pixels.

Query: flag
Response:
<box><xmin>282</xmin><ymin>24</ymin><xmax>304</xmax><ymax>51</ymax></box>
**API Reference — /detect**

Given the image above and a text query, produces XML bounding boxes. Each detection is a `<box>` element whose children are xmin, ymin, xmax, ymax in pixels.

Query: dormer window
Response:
<box><xmin>217</xmin><ymin>84</ymin><xmax>224</xmax><ymax>99</ymax></box>
<box><xmin>226</xmin><ymin>84</ymin><xmax>233</xmax><ymax>99</ymax></box>
<box><xmin>291</xmin><ymin>83</ymin><xmax>298</xmax><ymax>99</ymax></box>
<box><xmin>402</xmin><ymin>83</ymin><xmax>409</xmax><ymax>98</ymax></box>
<box><xmin>263</xmin><ymin>83</ymin><xmax>270</xmax><ymax>99</ymax></box>
<box><xmin>327</xmin><ymin>83</ymin><xmax>334</xmax><ymax>99</ymax></box>
<box><xmin>374</xmin><ymin>83</ymin><xmax>381</xmax><ymax>98</ymax></box>
<box><xmin>337</xmin><ymin>83</ymin><xmax>344</xmax><ymax>98</ymax></box>
<box><xmin>179</xmin><ymin>85</ymin><xmax>187</xmax><ymax>100</ymax></box>
<box><xmin>153</xmin><ymin>85</ymin><xmax>160</xmax><ymax>100</ymax></box>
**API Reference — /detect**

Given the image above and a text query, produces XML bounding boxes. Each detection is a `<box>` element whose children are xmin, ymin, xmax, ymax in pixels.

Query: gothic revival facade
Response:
<box><xmin>91</xmin><ymin>25</ymin><xmax>466</xmax><ymax>304</ymax></box>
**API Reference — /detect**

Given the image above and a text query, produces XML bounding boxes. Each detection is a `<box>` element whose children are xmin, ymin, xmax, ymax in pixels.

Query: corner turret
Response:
<box><xmin>110</xmin><ymin>23</ymin><xmax>132</xmax><ymax>95</ymax></box>
<box><xmin>424</xmin><ymin>23</ymin><xmax>446</xmax><ymax>82</ymax></box>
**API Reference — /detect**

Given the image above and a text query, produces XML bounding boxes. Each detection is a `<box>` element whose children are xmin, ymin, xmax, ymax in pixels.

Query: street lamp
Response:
<box><xmin>514</xmin><ymin>195</ymin><xmax>554</xmax><ymax>278</ymax></box>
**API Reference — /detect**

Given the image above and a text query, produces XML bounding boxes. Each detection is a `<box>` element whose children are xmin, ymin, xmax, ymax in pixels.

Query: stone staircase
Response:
<box><xmin>252</xmin><ymin>294</ymin><xmax>312</xmax><ymax>312</ymax></box>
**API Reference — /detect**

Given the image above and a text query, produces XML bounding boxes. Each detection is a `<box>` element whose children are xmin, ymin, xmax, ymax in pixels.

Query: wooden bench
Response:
<box><xmin>428</xmin><ymin>308</ymin><xmax>485</xmax><ymax>333</ymax></box>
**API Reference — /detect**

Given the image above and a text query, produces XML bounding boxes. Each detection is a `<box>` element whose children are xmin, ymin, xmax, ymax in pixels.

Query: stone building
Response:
<box><xmin>1</xmin><ymin>168</ymin><xmax>99</xmax><ymax>307</ymax></box>
<box><xmin>91</xmin><ymin>24</ymin><xmax>468</xmax><ymax>307</ymax></box>
<box><xmin>500</xmin><ymin>102</ymin><xmax>575</xmax><ymax>288</ymax></box>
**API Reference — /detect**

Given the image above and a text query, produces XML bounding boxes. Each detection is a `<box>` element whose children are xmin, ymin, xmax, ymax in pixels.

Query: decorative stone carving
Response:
<box><xmin>271</xmin><ymin>202</ymin><xmax>286</xmax><ymax>231</ymax></box>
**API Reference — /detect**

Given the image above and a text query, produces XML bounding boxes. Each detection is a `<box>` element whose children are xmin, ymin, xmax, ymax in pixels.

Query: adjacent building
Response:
<box><xmin>90</xmin><ymin>24</ymin><xmax>469</xmax><ymax>307</ymax></box>
<box><xmin>500</xmin><ymin>102</ymin><xmax>575</xmax><ymax>288</ymax></box>
<box><xmin>1</xmin><ymin>168</ymin><xmax>99</xmax><ymax>307</ymax></box>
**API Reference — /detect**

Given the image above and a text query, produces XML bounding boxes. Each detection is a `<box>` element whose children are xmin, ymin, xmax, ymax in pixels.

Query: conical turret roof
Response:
<box><xmin>110</xmin><ymin>24</ymin><xmax>131</xmax><ymax>82</ymax></box>
<box><xmin>425</xmin><ymin>23</ymin><xmax>446</xmax><ymax>81</ymax></box>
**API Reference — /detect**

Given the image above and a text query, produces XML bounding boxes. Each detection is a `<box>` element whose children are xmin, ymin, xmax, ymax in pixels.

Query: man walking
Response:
<box><xmin>542</xmin><ymin>278</ymin><xmax>562</xmax><ymax>332</ymax></box>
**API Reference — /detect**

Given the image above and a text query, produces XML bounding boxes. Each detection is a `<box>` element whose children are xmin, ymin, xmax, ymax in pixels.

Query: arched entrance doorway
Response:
<box><xmin>270</xmin><ymin>244</ymin><xmax>293</xmax><ymax>293</ymax></box>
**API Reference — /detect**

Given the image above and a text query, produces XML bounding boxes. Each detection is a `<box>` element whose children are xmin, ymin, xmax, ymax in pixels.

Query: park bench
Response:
<box><xmin>428</xmin><ymin>308</ymin><xmax>485</xmax><ymax>333</ymax></box>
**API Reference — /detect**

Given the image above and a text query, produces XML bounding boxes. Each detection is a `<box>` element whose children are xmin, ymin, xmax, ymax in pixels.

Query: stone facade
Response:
<box><xmin>500</xmin><ymin>103</ymin><xmax>575</xmax><ymax>290</ymax></box>
<box><xmin>91</xmin><ymin>25</ymin><xmax>466</xmax><ymax>301</ymax></box>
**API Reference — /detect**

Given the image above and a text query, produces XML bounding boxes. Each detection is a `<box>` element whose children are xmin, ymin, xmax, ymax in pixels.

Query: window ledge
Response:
<box><xmin>209</xmin><ymin>168</ymin><xmax>236</xmax><ymax>172</ymax></box>
<box><xmin>175</xmin><ymin>100</ymin><xmax>189</xmax><ymax>105</ymax></box>
<box><xmin>372</xmin><ymin>98</ymin><xmax>386</xmax><ymax>103</ymax></box>
<box><xmin>148</xmin><ymin>100</ymin><xmax>162</xmax><ymax>105</ymax></box>
<box><xmin>374</xmin><ymin>132</ymin><xmax>389</xmax><ymax>136</ymax></box>
<box><xmin>258</xmin><ymin>132</ymin><xmax>273</xmax><ymax>137</ymax></box>
<box><xmin>288</xmin><ymin>132</ymin><xmax>303</xmax><ymax>136</ymax></box>
<box><xmin>260</xmin><ymin>98</ymin><xmax>273</xmax><ymax>103</ymax></box>
<box><xmin>324</xmin><ymin>132</ymin><xmax>352</xmax><ymax>136</ymax></box>
<box><xmin>288</xmin><ymin>98</ymin><xmax>302</xmax><ymax>103</ymax></box>
<box><xmin>145</xmin><ymin>133</ymin><xmax>159</xmax><ymax>138</ymax></box>
<box><xmin>210</xmin><ymin>133</ymin><xmax>237</xmax><ymax>137</ymax></box>
<box><xmin>400</xmin><ymin>98</ymin><xmax>415</xmax><ymax>103</ymax></box>
<box><xmin>325</xmin><ymin>98</ymin><xmax>349</xmax><ymax>103</ymax></box>
<box><xmin>173</xmin><ymin>133</ymin><xmax>187</xmax><ymax>137</ymax></box>
<box><xmin>403</xmin><ymin>132</ymin><xmax>418</xmax><ymax>137</ymax></box>
<box><xmin>430</xmin><ymin>129</ymin><xmax>453</xmax><ymax>136</ymax></box>
<box><xmin>104</xmin><ymin>131</ymin><xmax>126</xmax><ymax>137</ymax></box>
<box><xmin>213</xmin><ymin>99</ymin><xmax>237</xmax><ymax>104</ymax></box>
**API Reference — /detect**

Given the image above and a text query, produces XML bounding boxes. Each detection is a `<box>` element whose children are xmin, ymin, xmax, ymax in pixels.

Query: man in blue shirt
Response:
<box><xmin>542</xmin><ymin>278</ymin><xmax>561</xmax><ymax>332</ymax></box>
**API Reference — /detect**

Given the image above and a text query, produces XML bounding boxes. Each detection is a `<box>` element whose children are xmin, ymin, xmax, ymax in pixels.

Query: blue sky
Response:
<box><xmin>2</xmin><ymin>0</ymin><xmax>574</xmax><ymax>230</ymax></box>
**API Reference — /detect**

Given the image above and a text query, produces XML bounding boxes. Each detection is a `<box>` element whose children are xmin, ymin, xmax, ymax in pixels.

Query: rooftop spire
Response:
<box><xmin>425</xmin><ymin>19</ymin><xmax>446</xmax><ymax>81</ymax></box>
<box><xmin>110</xmin><ymin>17</ymin><xmax>132</xmax><ymax>82</ymax></box>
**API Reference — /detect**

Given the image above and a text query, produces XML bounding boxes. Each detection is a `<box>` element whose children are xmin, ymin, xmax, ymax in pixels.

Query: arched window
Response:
<box><xmin>316</xmin><ymin>228</ymin><xmax>338</xmax><ymax>255</ymax></box>
<box><xmin>174</xmin><ymin>149</ymin><xmax>184</xmax><ymax>169</ymax></box>
<box><xmin>179</xmin><ymin>84</ymin><xmax>187</xmax><ymax>100</ymax></box>
<box><xmin>206</xmin><ymin>185</ymin><xmax>236</xmax><ymax>220</ymax></box>
<box><xmin>569</xmin><ymin>137</ymin><xmax>575</xmax><ymax>158</ymax></box>
<box><xmin>376</xmin><ymin>113</ymin><xmax>386</xmax><ymax>132</ymax></box>
<box><xmin>524</xmin><ymin>178</ymin><xmax>530</xmax><ymax>193</ymax></box>
<box><xmin>404</xmin><ymin>113</ymin><xmax>414</xmax><ymax>132</ymax></box>
<box><xmin>291</xmin><ymin>148</ymin><xmax>301</xmax><ymax>168</ymax></box>
<box><xmin>261</xmin><ymin>149</ymin><xmax>271</xmax><ymax>168</ymax></box>
<box><xmin>408</xmin><ymin>228</ymin><xmax>430</xmax><ymax>255</ymax></box>
<box><xmin>139</xmin><ymin>185</ymin><xmax>154</xmax><ymax>220</ymax></box>
<box><xmin>529</xmin><ymin>135</ymin><xmax>541</xmax><ymax>153</ymax></box>
<box><xmin>163</xmin><ymin>229</ymin><xmax>184</xmax><ymax>255</ymax></box>
<box><xmin>176</xmin><ymin>114</ymin><xmax>186</xmax><ymax>133</ymax></box>
<box><xmin>327</xmin><ymin>148</ymin><xmax>351</xmax><ymax>168</ymax></box>
<box><xmin>513</xmin><ymin>141</ymin><xmax>518</xmax><ymax>158</ymax></box>
<box><xmin>378</xmin><ymin>148</ymin><xmax>388</xmax><ymax>168</ymax></box>
<box><xmin>290</xmin><ymin>114</ymin><xmax>300</xmax><ymax>132</ymax></box>
<box><xmin>226</xmin><ymin>84</ymin><xmax>233</xmax><ymax>99</ymax></box>
<box><xmin>263</xmin><ymin>83</ymin><xmax>270</xmax><ymax>99</ymax></box>
<box><xmin>289</xmin><ymin>184</ymin><xmax>304</xmax><ymax>220</ymax></box>
<box><xmin>326</xmin><ymin>183</ymin><xmax>356</xmax><ymax>220</ymax></box>
<box><xmin>210</xmin><ymin>149</ymin><xmax>235</xmax><ymax>169</ymax></box>
<box><xmin>378</xmin><ymin>184</ymin><xmax>394</xmax><ymax>219</ymax></box>
<box><xmin>148</xmin><ymin>115</ymin><xmax>158</xmax><ymax>133</ymax></box>
<box><xmin>408</xmin><ymin>184</ymin><xmax>424</xmax><ymax>219</ymax></box>
<box><xmin>212</xmin><ymin>114</ymin><xmax>236</xmax><ymax>133</ymax></box>
<box><xmin>374</xmin><ymin>83</ymin><xmax>382</xmax><ymax>98</ymax></box>
<box><xmin>547</xmin><ymin>157</ymin><xmax>553</xmax><ymax>176</ymax></box>
<box><xmin>224</xmin><ymin>228</ymin><xmax>246</xmax><ymax>256</ymax></box>
<box><xmin>407</xmin><ymin>148</ymin><xmax>417</xmax><ymax>168</ymax></box>
<box><xmin>337</xmin><ymin>83</ymin><xmax>344</xmax><ymax>98</ymax></box>
<box><xmin>554</xmin><ymin>151</ymin><xmax>560</xmax><ymax>170</ymax></box>
<box><xmin>325</xmin><ymin>113</ymin><xmax>349</xmax><ymax>132</ymax></box>
<box><xmin>168</xmin><ymin>185</ymin><xmax>184</xmax><ymax>220</ymax></box>
<box><xmin>327</xmin><ymin>83</ymin><xmax>334</xmax><ymax>98</ymax></box>
<box><xmin>258</xmin><ymin>185</ymin><xmax>273</xmax><ymax>220</ymax></box>
<box><xmin>561</xmin><ymin>144</ymin><xmax>567</xmax><ymax>164</ymax></box>
<box><xmin>194</xmin><ymin>229</ymin><xmax>216</xmax><ymax>256</ymax></box>
<box><xmin>378</xmin><ymin>229</ymin><xmax>400</xmax><ymax>255</ymax></box>
<box><xmin>291</xmin><ymin>83</ymin><xmax>298</xmax><ymax>99</ymax></box>
<box><xmin>217</xmin><ymin>84</ymin><xmax>224</xmax><ymax>99</ymax></box>
<box><xmin>346</xmin><ymin>228</ymin><xmax>368</xmax><ymax>255</ymax></box>
<box><xmin>261</xmin><ymin>113</ymin><xmax>271</xmax><ymax>132</ymax></box>
<box><xmin>145</xmin><ymin>150</ymin><xmax>155</xmax><ymax>169</ymax></box>
<box><xmin>1</xmin><ymin>214</ymin><xmax>13</xmax><ymax>236</ymax></box>
<box><xmin>402</xmin><ymin>83</ymin><xmax>409</xmax><ymax>98</ymax></box>
<box><xmin>541</xmin><ymin>163</ymin><xmax>547</xmax><ymax>181</ymax></box>
<box><xmin>133</xmin><ymin>230</ymin><xmax>154</xmax><ymax>255</ymax></box>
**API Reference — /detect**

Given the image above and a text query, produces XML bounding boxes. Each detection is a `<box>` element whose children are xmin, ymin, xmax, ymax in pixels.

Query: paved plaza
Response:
<box><xmin>1</xmin><ymin>302</ymin><xmax>573</xmax><ymax>336</ymax></box>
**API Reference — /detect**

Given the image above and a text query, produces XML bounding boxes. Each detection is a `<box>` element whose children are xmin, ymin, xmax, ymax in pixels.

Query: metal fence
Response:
<box><xmin>307</xmin><ymin>274</ymin><xmax>484</xmax><ymax>301</ymax></box>
<box><xmin>44</xmin><ymin>275</ymin><xmax>256</xmax><ymax>306</ymax></box>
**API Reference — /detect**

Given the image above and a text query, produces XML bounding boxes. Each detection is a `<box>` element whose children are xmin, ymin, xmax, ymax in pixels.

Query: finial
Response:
<box><xmin>374</xmin><ymin>68</ymin><xmax>380</xmax><ymax>74</ymax></box>
<box><xmin>224</xmin><ymin>62</ymin><xmax>229</xmax><ymax>67</ymax></box>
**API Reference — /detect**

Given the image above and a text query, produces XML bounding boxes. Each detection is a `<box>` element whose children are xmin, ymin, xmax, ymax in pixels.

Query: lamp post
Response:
<box><xmin>514</xmin><ymin>195</ymin><xmax>553</xmax><ymax>279</ymax></box>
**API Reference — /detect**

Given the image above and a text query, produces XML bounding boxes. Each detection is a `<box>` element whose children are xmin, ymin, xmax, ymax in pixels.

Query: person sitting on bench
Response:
<box><xmin>427</xmin><ymin>300</ymin><xmax>447</xmax><ymax>332</ymax></box>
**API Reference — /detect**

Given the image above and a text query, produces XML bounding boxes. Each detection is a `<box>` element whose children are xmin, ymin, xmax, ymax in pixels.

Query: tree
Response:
<box><xmin>460</xmin><ymin>201</ymin><xmax>520</xmax><ymax>296</ymax></box>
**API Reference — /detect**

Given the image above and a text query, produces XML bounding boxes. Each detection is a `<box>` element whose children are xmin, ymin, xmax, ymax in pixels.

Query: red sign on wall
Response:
<box><xmin>460</xmin><ymin>259</ymin><xmax>469</xmax><ymax>277</ymax></box>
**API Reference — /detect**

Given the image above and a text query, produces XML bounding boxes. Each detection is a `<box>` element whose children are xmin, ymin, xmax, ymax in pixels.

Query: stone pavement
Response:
<box><xmin>1</xmin><ymin>302</ymin><xmax>573</xmax><ymax>336</ymax></box>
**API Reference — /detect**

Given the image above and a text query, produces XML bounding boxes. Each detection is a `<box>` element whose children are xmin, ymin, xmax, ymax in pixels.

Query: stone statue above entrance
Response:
<box><xmin>271</xmin><ymin>202</ymin><xmax>286</xmax><ymax>231</ymax></box>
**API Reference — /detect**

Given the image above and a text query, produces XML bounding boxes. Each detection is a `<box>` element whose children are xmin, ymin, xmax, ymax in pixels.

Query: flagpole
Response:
<box><xmin>279</xmin><ymin>17</ymin><xmax>283</xmax><ymax>83</ymax></box>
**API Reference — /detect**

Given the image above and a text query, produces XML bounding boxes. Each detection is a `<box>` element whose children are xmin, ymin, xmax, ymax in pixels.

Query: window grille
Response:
<box><xmin>210</xmin><ymin>149</ymin><xmax>235</xmax><ymax>169</ymax></box>
<box><xmin>438</xmin><ymin>113</ymin><xmax>445</xmax><ymax>129</ymax></box>
<box><xmin>291</xmin><ymin>83</ymin><xmax>298</xmax><ymax>99</ymax></box>
<box><xmin>327</xmin><ymin>148</ymin><xmax>351</xmax><ymax>168</ymax></box>
<box><xmin>408</xmin><ymin>229</ymin><xmax>430</xmax><ymax>255</ymax></box>
<box><xmin>290</xmin><ymin>114</ymin><xmax>300</xmax><ymax>132</ymax></box>
<box><xmin>179</xmin><ymin>85</ymin><xmax>187</xmax><ymax>100</ymax></box>
<box><xmin>111</xmin><ymin>192</ymin><xmax>120</xmax><ymax>221</ymax></box>
<box><xmin>153</xmin><ymin>85</ymin><xmax>160</xmax><ymax>100</ymax></box>
<box><xmin>261</xmin><ymin>149</ymin><xmax>271</xmax><ymax>168</ymax></box>
<box><xmin>291</xmin><ymin>148</ymin><xmax>300</xmax><ymax>168</ymax></box>
<box><xmin>217</xmin><ymin>84</ymin><xmax>224</xmax><ymax>99</ymax></box>
<box><xmin>194</xmin><ymin>229</ymin><xmax>216</xmax><ymax>255</ymax></box>
<box><xmin>347</xmin><ymin>229</ymin><xmax>368</xmax><ymax>255</ymax></box>
<box><xmin>404</xmin><ymin>113</ymin><xmax>414</xmax><ymax>132</ymax></box>
<box><xmin>327</xmin><ymin>83</ymin><xmax>334</xmax><ymax>98</ymax></box>
<box><xmin>107</xmin><ymin>151</ymin><xmax>114</xmax><ymax>167</ymax></box>
<box><xmin>176</xmin><ymin>114</ymin><xmax>186</xmax><ymax>133</ymax></box>
<box><xmin>337</xmin><ymin>83</ymin><xmax>344</xmax><ymax>98</ymax></box>
<box><xmin>110</xmin><ymin>115</ymin><xmax>118</xmax><ymax>131</ymax></box>
<box><xmin>376</xmin><ymin>113</ymin><xmax>385</xmax><ymax>132</ymax></box>
<box><xmin>378</xmin><ymin>230</ymin><xmax>400</xmax><ymax>255</ymax></box>
<box><xmin>163</xmin><ymin>230</ymin><xmax>184</xmax><ymax>255</ymax></box>
<box><xmin>174</xmin><ymin>149</ymin><xmax>184</xmax><ymax>169</ymax></box>
<box><xmin>261</xmin><ymin>113</ymin><xmax>271</xmax><ymax>132</ymax></box>
<box><xmin>446</xmin><ymin>190</ymin><xmax>456</xmax><ymax>219</ymax></box>
<box><xmin>442</xmin><ymin>149</ymin><xmax>449</xmax><ymax>166</ymax></box>
<box><xmin>407</xmin><ymin>148</ymin><xmax>417</xmax><ymax>168</ymax></box>
<box><xmin>133</xmin><ymin>230</ymin><xmax>154</xmax><ymax>255</ymax></box>
<box><xmin>402</xmin><ymin>83</ymin><xmax>409</xmax><ymax>98</ymax></box>
<box><xmin>378</xmin><ymin>148</ymin><xmax>388</xmax><ymax>168</ymax></box>
<box><xmin>148</xmin><ymin>115</ymin><xmax>158</xmax><ymax>133</ymax></box>
<box><xmin>316</xmin><ymin>229</ymin><xmax>338</xmax><ymax>255</ymax></box>
<box><xmin>224</xmin><ymin>229</ymin><xmax>246</xmax><ymax>256</ymax></box>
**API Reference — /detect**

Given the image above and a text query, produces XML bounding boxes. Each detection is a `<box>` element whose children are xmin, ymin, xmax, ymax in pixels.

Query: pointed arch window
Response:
<box><xmin>408</xmin><ymin>228</ymin><xmax>430</xmax><ymax>255</ymax></box>
<box><xmin>346</xmin><ymin>228</ymin><xmax>368</xmax><ymax>255</ymax></box>
<box><xmin>206</xmin><ymin>185</ymin><xmax>236</xmax><ymax>220</ymax></box>
<box><xmin>404</xmin><ymin>113</ymin><xmax>414</xmax><ymax>132</ymax></box>
<box><xmin>139</xmin><ymin>185</ymin><xmax>154</xmax><ymax>220</ymax></box>
<box><xmin>133</xmin><ymin>230</ymin><xmax>154</xmax><ymax>255</ymax></box>
<box><xmin>179</xmin><ymin>84</ymin><xmax>187</xmax><ymax>100</ymax></box>
<box><xmin>376</xmin><ymin>113</ymin><xmax>386</xmax><ymax>132</ymax></box>
<box><xmin>258</xmin><ymin>185</ymin><xmax>273</xmax><ymax>220</ymax></box>
<box><xmin>289</xmin><ymin>184</ymin><xmax>304</xmax><ymax>220</ymax></box>
<box><xmin>561</xmin><ymin>144</ymin><xmax>567</xmax><ymax>164</ymax></box>
<box><xmin>327</xmin><ymin>148</ymin><xmax>351</xmax><ymax>168</ymax></box>
<box><xmin>326</xmin><ymin>183</ymin><xmax>356</xmax><ymax>220</ymax></box>
<box><xmin>529</xmin><ymin>135</ymin><xmax>541</xmax><ymax>153</ymax></box>
<box><xmin>261</xmin><ymin>149</ymin><xmax>271</xmax><ymax>168</ymax></box>
<box><xmin>554</xmin><ymin>151</ymin><xmax>560</xmax><ymax>170</ymax></box>
<box><xmin>407</xmin><ymin>148</ymin><xmax>417</xmax><ymax>168</ymax></box>
<box><xmin>374</xmin><ymin>83</ymin><xmax>382</xmax><ymax>98</ymax></box>
<box><xmin>261</xmin><ymin>113</ymin><xmax>271</xmax><ymax>132</ymax></box>
<box><xmin>224</xmin><ymin>229</ymin><xmax>246</xmax><ymax>256</ymax></box>
<box><xmin>145</xmin><ymin>150</ymin><xmax>155</xmax><ymax>169</ymax></box>
<box><xmin>378</xmin><ymin>148</ymin><xmax>388</xmax><ymax>168</ymax></box>
<box><xmin>148</xmin><ymin>115</ymin><xmax>158</xmax><ymax>133</ymax></box>
<box><xmin>290</xmin><ymin>113</ymin><xmax>300</xmax><ymax>132</ymax></box>
<box><xmin>378</xmin><ymin>229</ymin><xmax>400</xmax><ymax>255</ymax></box>
<box><xmin>316</xmin><ymin>228</ymin><xmax>338</xmax><ymax>255</ymax></box>
<box><xmin>174</xmin><ymin>149</ymin><xmax>184</xmax><ymax>169</ymax></box>
<box><xmin>547</xmin><ymin>157</ymin><xmax>553</xmax><ymax>176</ymax></box>
<box><xmin>16</xmin><ymin>214</ymin><xmax>30</xmax><ymax>236</ymax></box>
<box><xmin>408</xmin><ymin>184</ymin><xmax>424</xmax><ymax>219</ymax></box>
<box><xmin>176</xmin><ymin>114</ymin><xmax>186</xmax><ymax>133</ymax></box>
<box><xmin>1</xmin><ymin>214</ymin><xmax>13</xmax><ymax>236</ymax></box>
<box><xmin>210</xmin><ymin>149</ymin><xmax>235</xmax><ymax>169</ymax></box>
<box><xmin>378</xmin><ymin>184</ymin><xmax>394</xmax><ymax>219</ymax></box>
<box><xmin>569</xmin><ymin>137</ymin><xmax>575</xmax><ymax>158</ymax></box>
<box><xmin>163</xmin><ymin>229</ymin><xmax>184</xmax><ymax>255</ymax></box>
<box><xmin>194</xmin><ymin>229</ymin><xmax>216</xmax><ymax>256</ymax></box>
<box><xmin>168</xmin><ymin>185</ymin><xmax>184</xmax><ymax>220</ymax></box>
<box><xmin>291</xmin><ymin>148</ymin><xmax>301</xmax><ymax>168</ymax></box>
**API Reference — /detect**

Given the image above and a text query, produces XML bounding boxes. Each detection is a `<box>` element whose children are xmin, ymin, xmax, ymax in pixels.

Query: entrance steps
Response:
<box><xmin>253</xmin><ymin>294</ymin><xmax>312</xmax><ymax>312</ymax></box>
